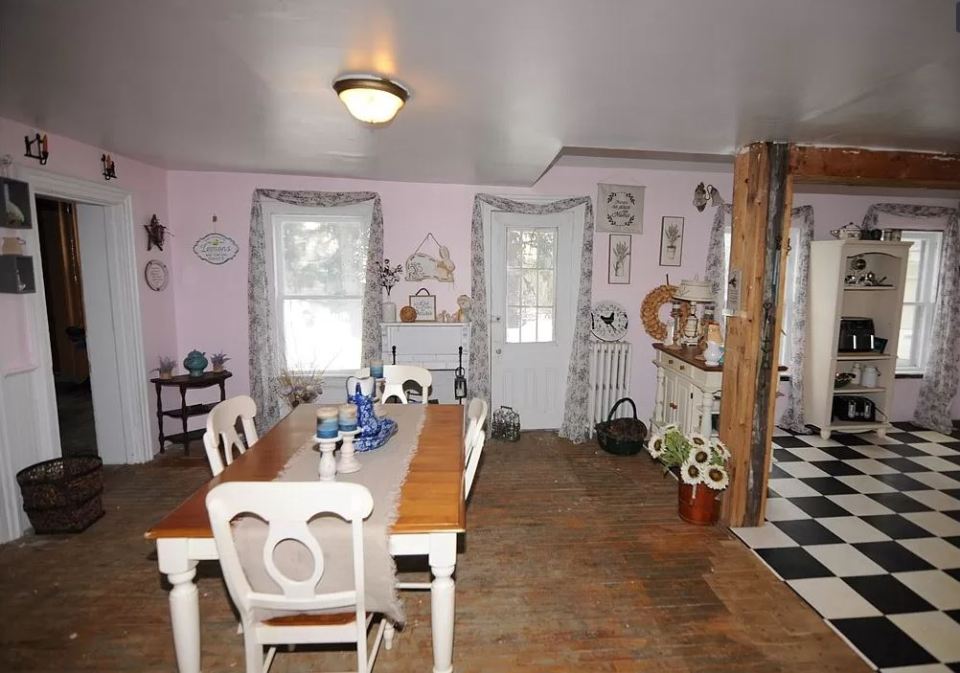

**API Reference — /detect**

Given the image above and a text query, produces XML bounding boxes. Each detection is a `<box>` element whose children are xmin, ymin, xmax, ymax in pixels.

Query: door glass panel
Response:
<box><xmin>505</xmin><ymin>227</ymin><xmax>558</xmax><ymax>343</ymax></box>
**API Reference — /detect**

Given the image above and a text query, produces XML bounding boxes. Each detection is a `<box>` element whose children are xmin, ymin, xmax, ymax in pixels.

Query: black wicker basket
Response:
<box><xmin>595</xmin><ymin>398</ymin><xmax>648</xmax><ymax>456</ymax></box>
<box><xmin>16</xmin><ymin>456</ymin><xmax>104</xmax><ymax>534</ymax></box>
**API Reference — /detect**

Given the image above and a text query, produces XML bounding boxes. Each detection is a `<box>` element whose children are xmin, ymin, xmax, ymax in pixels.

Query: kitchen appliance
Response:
<box><xmin>832</xmin><ymin>396</ymin><xmax>877</xmax><ymax>422</ymax></box>
<box><xmin>838</xmin><ymin>317</ymin><xmax>877</xmax><ymax>352</ymax></box>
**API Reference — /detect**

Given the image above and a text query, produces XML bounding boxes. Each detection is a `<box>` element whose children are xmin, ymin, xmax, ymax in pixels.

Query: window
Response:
<box><xmin>269</xmin><ymin>211</ymin><xmax>369</xmax><ymax>375</ymax></box>
<box><xmin>897</xmin><ymin>230</ymin><xmax>942</xmax><ymax>373</ymax></box>
<box><xmin>505</xmin><ymin>228</ymin><xmax>556</xmax><ymax>343</ymax></box>
<box><xmin>723</xmin><ymin>227</ymin><xmax>801</xmax><ymax>369</ymax></box>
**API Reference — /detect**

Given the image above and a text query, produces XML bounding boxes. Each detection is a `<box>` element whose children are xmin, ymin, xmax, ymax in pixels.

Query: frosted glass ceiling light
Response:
<box><xmin>333</xmin><ymin>75</ymin><xmax>409</xmax><ymax>124</ymax></box>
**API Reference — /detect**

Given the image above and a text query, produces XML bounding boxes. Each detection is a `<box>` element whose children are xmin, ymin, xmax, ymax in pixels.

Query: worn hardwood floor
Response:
<box><xmin>0</xmin><ymin>432</ymin><xmax>868</xmax><ymax>672</ymax></box>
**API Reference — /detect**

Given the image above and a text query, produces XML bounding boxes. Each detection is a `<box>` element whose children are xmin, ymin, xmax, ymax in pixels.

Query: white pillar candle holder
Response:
<box><xmin>338</xmin><ymin>429</ymin><xmax>362</xmax><ymax>474</ymax></box>
<box><xmin>317</xmin><ymin>434</ymin><xmax>340</xmax><ymax>481</ymax></box>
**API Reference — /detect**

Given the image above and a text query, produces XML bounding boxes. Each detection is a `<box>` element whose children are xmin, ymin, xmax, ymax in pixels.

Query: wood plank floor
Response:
<box><xmin>0</xmin><ymin>432</ymin><xmax>869</xmax><ymax>672</ymax></box>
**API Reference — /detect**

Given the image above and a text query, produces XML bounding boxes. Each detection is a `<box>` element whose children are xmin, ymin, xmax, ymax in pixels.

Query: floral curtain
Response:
<box><xmin>778</xmin><ymin>206</ymin><xmax>815</xmax><ymax>433</ymax></box>
<box><xmin>705</xmin><ymin>203</ymin><xmax>733</xmax><ymax>318</ymax></box>
<box><xmin>469</xmin><ymin>194</ymin><xmax>595</xmax><ymax>442</ymax></box>
<box><xmin>248</xmin><ymin>189</ymin><xmax>383</xmax><ymax>429</ymax></box>
<box><xmin>862</xmin><ymin>203</ymin><xmax>960</xmax><ymax>434</ymax></box>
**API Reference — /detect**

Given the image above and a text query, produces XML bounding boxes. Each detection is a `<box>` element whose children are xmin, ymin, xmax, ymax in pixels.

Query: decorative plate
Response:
<box><xmin>591</xmin><ymin>301</ymin><xmax>629</xmax><ymax>342</ymax></box>
<box><xmin>144</xmin><ymin>259</ymin><xmax>169</xmax><ymax>291</ymax></box>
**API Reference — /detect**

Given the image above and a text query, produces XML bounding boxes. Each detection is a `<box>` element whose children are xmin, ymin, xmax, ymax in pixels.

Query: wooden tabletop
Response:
<box><xmin>145</xmin><ymin>404</ymin><xmax>466</xmax><ymax>539</ymax></box>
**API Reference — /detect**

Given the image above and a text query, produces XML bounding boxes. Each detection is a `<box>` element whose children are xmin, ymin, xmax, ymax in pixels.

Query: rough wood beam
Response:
<box><xmin>720</xmin><ymin>142</ymin><xmax>793</xmax><ymax>527</ymax></box>
<box><xmin>790</xmin><ymin>146</ymin><xmax>960</xmax><ymax>189</ymax></box>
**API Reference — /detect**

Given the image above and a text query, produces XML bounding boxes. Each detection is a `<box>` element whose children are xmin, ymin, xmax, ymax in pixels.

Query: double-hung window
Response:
<box><xmin>266</xmin><ymin>204</ymin><xmax>371</xmax><ymax>376</ymax></box>
<box><xmin>897</xmin><ymin>230</ymin><xmax>943</xmax><ymax>374</ymax></box>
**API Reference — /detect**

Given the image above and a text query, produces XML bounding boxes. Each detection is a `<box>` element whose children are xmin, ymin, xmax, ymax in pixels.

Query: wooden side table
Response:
<box><xmin>149</xmin><ymin>370</ymin><xmax>232</xmax><ymax>453</ymax></box>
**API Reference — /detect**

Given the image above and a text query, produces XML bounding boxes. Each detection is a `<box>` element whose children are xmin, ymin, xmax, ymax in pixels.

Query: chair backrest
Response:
<box><xmin>464</xmin><ymin>397</ymin><xmax>488</xmax><ymax>454</ymax></box>
<box><xmin>464</xmin><ymin>430</ymin><xmax>486</xmax><ymax>500</ymax></box>
<box><xmin>381</xmin><ymin>365</ymin><xmax>432</xmax><ymax>405</ymax></box>
<box><xmin>203</xmin><ymin>395</ymin><xmax>258</xmax><ymax>476</ymax></box>
<box><xmin>206</xmin><ymin>481</ymin><xmax>374</xmax><ymax>621</ymax></box>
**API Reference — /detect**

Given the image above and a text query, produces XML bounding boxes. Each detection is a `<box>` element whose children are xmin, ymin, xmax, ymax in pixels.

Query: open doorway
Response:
<box><xmin>35</xmin><ymin>197</ymin><xmax>97</xmax><ymax>457</ymax></box>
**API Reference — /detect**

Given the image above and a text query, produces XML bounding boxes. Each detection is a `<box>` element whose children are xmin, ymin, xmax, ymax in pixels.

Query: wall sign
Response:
<box><xmin>193</xmin><ymin>232</ymin><xmax>239</xmax><ymax>265</ymax></box>
<box><xmin>405</xmin><ymin>232</ymin><xmax>455</xmax><ymax>282</ymax></box>
<box><xmin>597</xmin><ymin>183</ymin><xmax>645</xmax><ymax>234</ymax></box>
<box><xmin>144</xmin><ymin>259</ymin><xmax>169</xmax><ymax>291</ymax></box>
<box><xmin>725</xmin><ymin>268</ymin><xmax>742</xmax><ymax>316</ymax></box>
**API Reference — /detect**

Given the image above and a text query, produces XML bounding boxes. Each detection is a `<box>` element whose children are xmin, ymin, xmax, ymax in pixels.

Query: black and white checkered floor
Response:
<box><xmin>732</xmin><ymin>422</ymin><xmax>960</xmax><ymax>672</ymax></box>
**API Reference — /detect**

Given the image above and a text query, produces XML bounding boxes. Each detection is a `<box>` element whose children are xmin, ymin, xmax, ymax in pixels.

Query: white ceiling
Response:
<box><xmin>2</xmin><ymin>0</ymin><xmax>958</xmax><ymax>186</ymax></box>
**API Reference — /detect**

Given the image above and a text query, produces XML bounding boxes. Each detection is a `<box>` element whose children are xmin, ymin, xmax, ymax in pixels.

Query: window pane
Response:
<box><xmin>283</xmin><ymin>298</ymin><xmax>361</xmax><ymax>372</ymax></box>
<box><xmin>521</xmin><ymin>269</ymin><xmax>538</xmax><ymax>306</ymax></box>
<box><xmin>520</xmin><ymin>307</ymin><xmax>537</xmax><ymax>342</ymax></box>
<box><xmin>280</xmin><ymin>219</ymin><xmax>366</xmax><ymax>296</ymax></box>
<box><xmin>537</xmin><ymin>307</ymin><xmax>554</xmax><ymax>342</ymax></box>
<box><xmin>506</xmin><ymin>268</ymin><xmax>521</xmax><ymax>306</ymax></box>
<box><xmin>506</xmin><ymin>306</ymin><xmax>521</xmax><ymax>344</ymax></box>
<box><xmin>521</xmin><ymin>233</ymin><xmax>538</xmax><ymax>268</ymax></box>
<box><xmin>537</xmin><ymin>230</ymin><xmax>556</xmax><ymax>268</ymax></box>
<box><xmin>538</xmin><ymin>269</ymin><xmax>555</xmax><ymax>307</ymax></box>
<box><xmin>898</xmin><ymin>304</ymin><xmax>917</xmax><ymax>363</ymax></box>
<box><xmin>506</xmin><ymin>230</ymin><xmax>523</xmax><ymax>268</ymax></box>
<box><xmin>903</xmin><ymin>242</ymin><xmax>922</xmax><ymax>302</ymax></box>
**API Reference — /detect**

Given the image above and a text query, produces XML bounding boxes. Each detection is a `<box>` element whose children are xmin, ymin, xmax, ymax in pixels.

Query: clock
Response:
<box><xmin>591</xmin><ymin>301</ymin><xmax>629</xmax><ymax>342</ymax></box>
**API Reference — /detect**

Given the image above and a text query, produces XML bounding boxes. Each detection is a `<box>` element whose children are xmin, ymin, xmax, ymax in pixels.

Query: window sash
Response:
<box><xmin>896</xmin><ymin>230</ymin><xmax>942</xmax><ymax>374</ymax></box>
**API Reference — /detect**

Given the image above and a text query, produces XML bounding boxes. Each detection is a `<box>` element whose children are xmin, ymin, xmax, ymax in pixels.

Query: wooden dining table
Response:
<box><xmin>145</xmin><ymin>403</ymin><xmax>466</xmax><ymax>673</ymax></box>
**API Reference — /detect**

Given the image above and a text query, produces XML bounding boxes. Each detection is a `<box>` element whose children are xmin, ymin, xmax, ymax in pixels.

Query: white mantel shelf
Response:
<box><xmin>381</xmin><ymin>322</ymin><xmax>468</xmax><ymax>326</ymax></box>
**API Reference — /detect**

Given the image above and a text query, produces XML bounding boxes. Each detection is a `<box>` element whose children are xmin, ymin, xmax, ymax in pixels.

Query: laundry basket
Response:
<box><xmin>16</xmin><ymin>456</ymin><xmax>104</xmax><ymax>533</ymax></box>
<box><xmin>595</xmin><ymin>398</ymin><xmax>647</xmax><ymax>456</ymax></box>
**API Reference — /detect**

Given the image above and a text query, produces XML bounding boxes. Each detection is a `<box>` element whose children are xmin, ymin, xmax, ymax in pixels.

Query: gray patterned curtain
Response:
<box><xmin>705</xmin><ymin>203</ymin><xmax>733</xmax><ymax>320</ymax></box>
<box><xmin>248</xmin><ymin>189</ymin><xmax>383</xmax><ymax>429</ymax></box>
<box><xmin>469</xmin><ymin>194</ymin><xmax>594</xmax><ymax>442</ymax></box>
<box><xmin>862</xmin><ymin>203</ymin><xmax>960</xmax><ymax>434</ymax></box>
<box><xmin>778</xmin><ymin>206</ymin><xmax>815</xmax><ymax>433</ymax></box>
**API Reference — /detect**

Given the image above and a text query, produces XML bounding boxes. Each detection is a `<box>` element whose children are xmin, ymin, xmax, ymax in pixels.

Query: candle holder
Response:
<box><xmin>338</xmin><ymin>429</ymin><xmax>362</xmax><ymax>474</ymax></box>
<box><xmin>317</xmin><ymin>434</ymin><xmax>340</xmax><ymax>481</ymax></box>
<box><xmin>24</xmin><ymin>133</ymin><xmax>49</xmax><ymax>165</ymax></box>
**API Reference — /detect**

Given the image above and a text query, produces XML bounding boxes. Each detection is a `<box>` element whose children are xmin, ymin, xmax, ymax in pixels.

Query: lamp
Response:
<box><xmin>333</xmin><ymin>75</ymin><xmax>410</xmax><ymax>124</ymax></box>
<box><xmin>673</xmin><ymin>279</ymin><xmax>714</xmax><ymax>347</ymax></box>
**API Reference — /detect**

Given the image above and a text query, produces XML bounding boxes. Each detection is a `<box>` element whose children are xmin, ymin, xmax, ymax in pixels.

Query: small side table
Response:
<box><xmin>150</xmin><ymin>370</ymin><xmax>232</xmax><ymax>454</ymax></box>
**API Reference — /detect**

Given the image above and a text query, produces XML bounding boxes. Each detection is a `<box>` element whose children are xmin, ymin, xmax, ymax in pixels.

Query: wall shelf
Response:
<box><xmin>835</xmin><ymin>353</ymin><xmax>892</xmax><ymax>361</ymax></box>
<box><xmin>843</xmin><ymin>286</ymin><xmax>897</xmax><ymax>291</ymax></box>
<box><xmin>833</xmin><ymin>385</ymin><xmax>885</xmax><ymax>395</ymax></box>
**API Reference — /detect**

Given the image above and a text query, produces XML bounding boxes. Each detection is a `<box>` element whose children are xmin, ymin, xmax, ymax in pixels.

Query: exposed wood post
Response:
<box><xmin>719</xmin><ymin>142</ymin><xmax>793</xmax><ymax>527</ymax></box>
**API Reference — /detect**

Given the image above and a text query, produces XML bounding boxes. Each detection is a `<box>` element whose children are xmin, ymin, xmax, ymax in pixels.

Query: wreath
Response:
<box><xmin>640</xmin><ymin>284</ymin><xmax>689</xmax><ymax>341</ymax></box>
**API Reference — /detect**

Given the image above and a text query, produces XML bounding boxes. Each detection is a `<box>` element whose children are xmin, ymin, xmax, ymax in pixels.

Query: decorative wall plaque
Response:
<box><xmin>597</xmin><ymin>183</ymin><xmax>645</xmax><ymax>234</ymax></box>
<box><xmin>193</xmin><ymin>232</ymin><xmax>238</xmax><ymax>265</ymax></box>
<box><xmin>144</xmin><ymin>259</ymin><xmax>169</xmax><ymax>291</ymax></box>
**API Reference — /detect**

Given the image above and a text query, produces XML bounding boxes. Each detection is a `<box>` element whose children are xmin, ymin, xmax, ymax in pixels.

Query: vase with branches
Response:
<box><xmin>276</xmin><ymin>362</ymin><xmax>325</xmax><ymax>408</ymax></box>
<box><xmin>378</xmin><ymin>259</ymin><xmax>404</xmax><ymax>297</ymax></box>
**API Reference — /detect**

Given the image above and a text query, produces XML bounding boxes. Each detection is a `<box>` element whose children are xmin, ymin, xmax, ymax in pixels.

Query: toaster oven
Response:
<box><xmin>838</xmin><ymin>317</ymin><xmax>876</xmax><ymax>352</ymax></box>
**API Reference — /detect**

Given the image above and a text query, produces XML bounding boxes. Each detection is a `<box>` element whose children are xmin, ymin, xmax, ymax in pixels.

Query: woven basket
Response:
<box><xmin>16</xmin><ymin>456</ymin><xmax>104</xmax><ymax>534</ymax></box>
<box><xmin>595</xmin><ymin>398</ymin><xmax>648</xmax><ymax>456</ymax></box>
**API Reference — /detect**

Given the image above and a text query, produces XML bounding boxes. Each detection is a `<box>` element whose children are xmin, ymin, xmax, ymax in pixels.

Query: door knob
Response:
<box><xmin>495</xmin><ymin>348</ymin><xmax>502</xmax><ymax>354</ymax></box>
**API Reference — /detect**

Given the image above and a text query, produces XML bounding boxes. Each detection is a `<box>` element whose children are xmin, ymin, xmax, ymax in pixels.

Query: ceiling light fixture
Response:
<box><xmin>333</xmin><ymin>75</ymin><xmax>410</xmax><ymax>124</ymax></box>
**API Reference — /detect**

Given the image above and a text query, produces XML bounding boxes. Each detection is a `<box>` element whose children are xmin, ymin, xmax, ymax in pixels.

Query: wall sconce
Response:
<box><xmin>101</xmin><ymin>154</ymin><xmax>117</xmax><ymax>181</ymax></box>
<box><xmin>24</xmin><ymin>133</ymin><xmax>49</xmax><ymax>165</ymax></box>
<box><xmin>693</xmin><ymin>182</ymin><xmax>724</xmax><ymax>211</ymax></box>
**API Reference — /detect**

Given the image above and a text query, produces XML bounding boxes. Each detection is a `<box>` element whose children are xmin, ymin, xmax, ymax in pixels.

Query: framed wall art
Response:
<box><xmin>597</xmin><ymin>183</ymin><xmax>644</xmax><ymax>234</ymax></box>
<box><xmin>608</xmin><ymin>234</ymin><xmax>632</xmax><ymax>284</ymax></box>
<box><xmin>408</xmin><ymin>288</ymin><xmax>437</xmax><ymax>321</ymax></box>
<box><xmin>659</xmin><ymin>216</ymin><xmax>684</xmax><ymax>267</ymax></box>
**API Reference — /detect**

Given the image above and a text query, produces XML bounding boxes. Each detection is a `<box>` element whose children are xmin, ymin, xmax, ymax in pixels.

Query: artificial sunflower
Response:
<box><xmin>647</xmin><ymin>434</ymin><xmax>665</xmax><ymax>459</ymax></box>
<box><xmin>690</xmin><ymin>446</ymin><xmax>711</xmax><ymax>466</ymax></box>
<box><xmin>704</xmin><ymin>465</ymin><xmax>730</xmax><ymax>490</ymax></box>
<box><xmin>690</xmin><ymin>433</ymin><xmax>709</xmax><ymax>448</ymax></box>
<box><xmin>680</xmin><ymin>460</ymin><xmax>703</xmax><ymax>485</ymax></box>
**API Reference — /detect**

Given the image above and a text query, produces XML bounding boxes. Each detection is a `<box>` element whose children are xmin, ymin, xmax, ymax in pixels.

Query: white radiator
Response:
<box><xmin>587</xmin><ymin>340</ymin><xmax>632</xmax><ymax>437</ymax></box>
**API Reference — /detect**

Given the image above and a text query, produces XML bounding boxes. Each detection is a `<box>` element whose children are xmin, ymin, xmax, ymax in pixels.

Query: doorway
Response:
<box><xmin>489</xmin><ymin>209</ymin><xmax>579</xmax><ymax>429</ymax></box>
<box><xmin>35</xmin><ymin>197</ymin><xmax>96</xmax><ymax>457</ymax></box>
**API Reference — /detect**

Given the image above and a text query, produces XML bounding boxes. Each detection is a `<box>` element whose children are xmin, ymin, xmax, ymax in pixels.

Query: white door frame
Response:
<box><xmin>11</xmin><ymin>166</ymin><xmax>152</xmax><ymax>465</ymax></box>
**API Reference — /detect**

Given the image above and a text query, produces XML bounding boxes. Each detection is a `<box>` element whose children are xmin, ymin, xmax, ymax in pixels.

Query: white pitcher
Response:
<box><xmin>861</xmin><ymin>365</ymin><xmax>879</xmax><ymax>388</ymax></box>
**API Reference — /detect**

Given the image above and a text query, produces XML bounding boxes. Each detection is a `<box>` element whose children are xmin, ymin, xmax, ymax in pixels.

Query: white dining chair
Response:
<box><xmin>202</xmin><ymin>395</ymin><xmax>259</xmax><ymax>476</ymax></box>
<box><xmin>380</xmin><ymin>365</ymin><xmax>432</xmax><ymax>405</ymax></box>
<box><xmin>464</xmin><ymin>429</ymin><xmax>486</xmax><ymax>500</ymax></box>
<box><xmin>464</xmin><ymin>397</ymin><xmax>488</xmax><ymax>456</ymax></box>
<box><xmin>206</xmin><ymin>481</ymin><xmax>388</xmax><ymax>673</ymax></box>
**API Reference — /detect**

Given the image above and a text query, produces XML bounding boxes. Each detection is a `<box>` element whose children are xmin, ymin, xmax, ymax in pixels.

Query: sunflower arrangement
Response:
<box><xmin>646</xmin><ymin>425</ymin><xmax>731</xmax><ymax>490</ymax></box>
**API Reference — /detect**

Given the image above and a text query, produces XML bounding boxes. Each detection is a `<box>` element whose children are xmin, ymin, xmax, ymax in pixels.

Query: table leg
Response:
<box><xmin>429</xmin><ymin>533</ymin><xmax>457</xmax><ymax>673</ymax></box>
<box><xmin>180</xmin><ymin>387</ymin><xmax>189</xmax><ymax>454</ymax></box>
<box><xmin>155</xmin><ymin>382</ymin><xmax>165</xmax><ymax>452</ymax></box>
<box><xmin>158</xmin><ymin>539</ymin><xmax>201</xmax><ymax>673</ymax></box>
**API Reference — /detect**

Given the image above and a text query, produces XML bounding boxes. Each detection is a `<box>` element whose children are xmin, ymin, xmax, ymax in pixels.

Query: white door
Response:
<box><xmin>490</xmin><ymin>209</ymin><xmax>577</xmax><ymax>429</ymax></box>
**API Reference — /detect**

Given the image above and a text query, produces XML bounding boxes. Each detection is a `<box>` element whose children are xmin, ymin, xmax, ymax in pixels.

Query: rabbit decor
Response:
<box><xmin>405</xmin><ymin>232</ymin><xmax>456</xmax><ymax>283</ymax></box>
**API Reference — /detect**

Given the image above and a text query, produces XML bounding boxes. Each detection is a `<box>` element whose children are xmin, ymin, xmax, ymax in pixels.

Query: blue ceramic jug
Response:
<box><xmin>183</xmin><ymin>350</ymin><xmax>208</xmax><ymax>378</ymax></box>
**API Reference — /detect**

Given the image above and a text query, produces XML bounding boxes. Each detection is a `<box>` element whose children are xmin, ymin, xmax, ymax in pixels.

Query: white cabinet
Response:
<box><xmin>651</xmin><ymin>346</ymin><xmax>723</xmax><ymax>437</ymax></box>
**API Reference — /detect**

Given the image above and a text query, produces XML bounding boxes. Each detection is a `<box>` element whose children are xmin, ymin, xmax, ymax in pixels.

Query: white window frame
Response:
<box><xmin>262</xmin><ymin>201</ymin><xmax>372</xmax><ymax>378</ymax></box>
<box><xmin>896</xmin><ymin>230</ymin><xmax>943</xmax><ymax>375</ymax></box>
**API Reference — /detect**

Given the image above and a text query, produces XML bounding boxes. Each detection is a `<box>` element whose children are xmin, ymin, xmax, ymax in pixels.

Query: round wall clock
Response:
<box><xmin>144</xmin><ymin>259</ymin><xmax>169</xmax><ymax>291</ymax></box>
<box><xmin>591</xmin><ymin>301</ymin><xmax>629</xmax><ymax>342</ymax></box>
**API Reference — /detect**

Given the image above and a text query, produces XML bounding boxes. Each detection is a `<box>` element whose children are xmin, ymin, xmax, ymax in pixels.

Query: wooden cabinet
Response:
<box><xmin>651</xmin><ymin>344</ymin><xmax>723</xmax><ymax>437</ymax></box>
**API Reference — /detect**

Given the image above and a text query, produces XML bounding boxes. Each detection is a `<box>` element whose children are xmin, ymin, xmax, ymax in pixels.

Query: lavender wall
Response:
<box><xmin>0</xmin><ymin>116</ymin><xmax>176</xmax><ymax>449</ymax></box>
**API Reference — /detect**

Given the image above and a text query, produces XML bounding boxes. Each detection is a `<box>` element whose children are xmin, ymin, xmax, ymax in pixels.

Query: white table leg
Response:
<box><xmin>158</xmin><ymin>539</ymin><xmax>201</xmax><ymax>673</ymax></box>
<box><xmin>429</xmin><ymin>533</ymin><xmax>457</xmax><ymax>673</ymax></box>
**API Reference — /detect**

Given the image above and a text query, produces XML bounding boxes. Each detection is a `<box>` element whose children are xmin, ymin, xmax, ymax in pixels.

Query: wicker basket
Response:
<box><xmin>595</xmin><ymin>398</ymin><xmax>648</xmax><ymax>456</ymax></box>
<box><xmin>16</xmin><ymin>456</ymin><xmax>104</xmax><ymax>534</ymax></box>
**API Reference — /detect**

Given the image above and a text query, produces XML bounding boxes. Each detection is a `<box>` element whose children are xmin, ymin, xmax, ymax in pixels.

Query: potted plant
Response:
<box><xmin>210</xmin><ymin>352</ymin><xmax>231</xmax><ymax>373</ymax></box>
<box><xmin>152</xmin><ymin>356</ymin><xmax>176</xmax><ymax>380</ymax></box>
<box><xmin>647</xmin><ymin>425</ymin><xmax>730</xmax><ymax>525</ymax></box>
<box><xmin>277</xmin><ymin>365</ymin><xmax>325</xmax><ymax>408</ymax></box>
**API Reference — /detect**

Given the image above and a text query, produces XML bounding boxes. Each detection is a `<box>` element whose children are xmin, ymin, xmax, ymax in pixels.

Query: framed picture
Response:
<box><xmin>409</xmin><ymin>288</ymin><xmax>437</xmax><ymax>321</ymax></box>
<box><xmin>608</xmin><ymin>234</ymin><xmax>632</xmax><ymax>284</ymax></box>
<box><xmin>659</xmin><ymin>216</ymin><xmax>684</xmax><ymax>266</ymax></box>
<box><xmin>597</xmin><ymin>183</ymin><xmax>644</xmax><ymax>234</ymax></box>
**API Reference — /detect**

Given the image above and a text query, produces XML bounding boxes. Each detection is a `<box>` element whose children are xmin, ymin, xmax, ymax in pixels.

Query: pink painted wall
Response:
<box><xmin>0</xmin><ymin>116</ymin><xmax>176</xmax><ymax>450</ymax></box>
<box><xmin>166</xmin><ymin>162</ymin><xmax>732</xmax><ymax>428</ymax></box>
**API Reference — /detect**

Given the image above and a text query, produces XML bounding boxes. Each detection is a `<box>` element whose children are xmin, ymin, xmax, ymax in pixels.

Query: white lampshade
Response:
<box><xmin>333</xmin><ymin>76</ymin><xmax>409</xmax><ymax>124</ymax></box>
<box><xmin>674</xmin><ymin>279</ymin><xmax>713</xmax><ymax>303</ymax></box>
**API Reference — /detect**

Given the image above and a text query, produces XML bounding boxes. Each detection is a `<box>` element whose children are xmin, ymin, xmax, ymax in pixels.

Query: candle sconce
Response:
<box><xmin>693</xmin><ymin>182</ymin><xmax>723</xmax><ymax>212</ymax></box>
<box><xmin>101</xmin><ymin>154</ymin><xmax>117</xmax><ymax>181</ymax></box>
<box><xmin>24</xmin><ymin>133</ymin><xmax>49</xmax><ymax>165</ymax></box>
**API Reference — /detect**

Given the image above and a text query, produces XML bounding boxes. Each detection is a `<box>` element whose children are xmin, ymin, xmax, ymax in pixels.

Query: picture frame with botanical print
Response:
<box><xmin>597</xmin><ymin>183</ymin><xmax>644</xmax><ymax>234</ymax></box>
<box><xmin>608</xmin><ymin>234</ymin><xmax>632</xmax><ymax>284</ymax></box>
<box><xmin>659</xmin><ymin>216</ymin><xmax>684</xmax><ymax>267</ymax></box>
